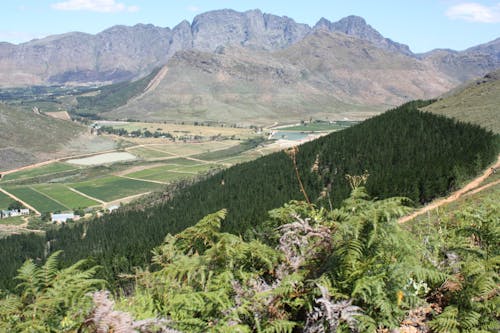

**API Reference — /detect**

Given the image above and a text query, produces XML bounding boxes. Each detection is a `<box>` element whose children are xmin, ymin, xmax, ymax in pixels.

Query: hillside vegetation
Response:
<box><xmin>424</xmin><ymin>69</ymin><xmax>500</xmax><ymax>133</ymax></box>
<box><xmin>0</xmin><ymin>105</ymin><xmax>85</xmax><ymax>171</ymax></box>
<box><xmin>0</xmin><ymin>100</ymin><xmax>497</xmax><ymax>291</ymax></box>
<box><xmin>74</xmin><ymin>67</ymin><xmax>161</xmax><ymax>116</ymax></box>
<box><xmin>1</xmin><ymin>184</ymin><xmax>498</xmax><ymax>332</ymax></box>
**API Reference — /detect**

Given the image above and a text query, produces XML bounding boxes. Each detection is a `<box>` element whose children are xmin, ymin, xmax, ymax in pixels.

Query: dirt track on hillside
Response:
<box><xmin>398</xmin><ymin>154</ymin><xmax>500</xmax><ymax>224</ymax></box>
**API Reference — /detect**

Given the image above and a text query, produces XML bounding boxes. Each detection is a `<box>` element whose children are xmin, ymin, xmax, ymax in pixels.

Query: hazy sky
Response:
<box><xmin>1</xmin><ymin>0</ymin><xmax>499</xmax><ymax>53</ymax></box>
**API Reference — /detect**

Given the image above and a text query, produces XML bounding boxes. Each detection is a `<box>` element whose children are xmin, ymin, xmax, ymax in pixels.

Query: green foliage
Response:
<box><xmin>0</xmin><ymin>251</ymin><xmax>104</xmax><ymax>332</ymax></box>
<box><xmin>0</xmin><ymin>185</ymin><xmax>497</xmax><ymax>331</ymax></box>
<box><xmin>122</xmin><ymin>188</ymin><xmax>444</xmax><ymax>331</ymax></box>
<box><xmin>7</xmin><ymin>200</ymin><xmax>24</xmax><ymax>210</ymax></box>
<box><xmin>0</xmin><ymin>100</ymin><xmax>497</xmax><ymax>294</ymax></box>
<box><xmin>74</xmin><ymin>67</ymin><xmax>161</xmax><ymax>115</ymax></box>
<box><xmin>428</xmin><ymin>202</ymin><xmax>500</xmax><ymax>333</ymax></box>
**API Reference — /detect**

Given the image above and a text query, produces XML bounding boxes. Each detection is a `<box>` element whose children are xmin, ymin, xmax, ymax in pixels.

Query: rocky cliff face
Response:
<box><xmin>190</xmin><ymin>9</ymin><xmax>311</xmax><ymax>51</ymax></box>
<box><xmin>0</xmin><ymin>24</ymin><xmax>172</xmax><ymax>86</ymax></box>
<box><xmin>0</xmin><ymin>9</ymin><xmax>498</xmax><ymax>87</ymax></box>
<box><xmin>313</xmin><ymin>16</ymin><xmax>413</xmax><ymax>55</ymax></box>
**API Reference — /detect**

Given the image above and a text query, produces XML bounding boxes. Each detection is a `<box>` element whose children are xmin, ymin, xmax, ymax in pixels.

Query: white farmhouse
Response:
<box><xmin>1</xmin><ymin>209</ymin><xmax>30</xmax><ymax>219</ymax></box>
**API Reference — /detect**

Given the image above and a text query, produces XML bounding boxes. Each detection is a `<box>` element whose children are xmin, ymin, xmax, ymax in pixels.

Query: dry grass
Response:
<box><xmin>424</xmin><ymin>70</ymin><xmax>500</xmax><ymax>134</ymax></box>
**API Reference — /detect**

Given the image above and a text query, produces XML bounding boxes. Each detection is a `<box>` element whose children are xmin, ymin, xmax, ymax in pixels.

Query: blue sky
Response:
<box><xmin>1</xmin><ymin>0</ymin><xmax>499</xmax><ymax>53</ymax></box>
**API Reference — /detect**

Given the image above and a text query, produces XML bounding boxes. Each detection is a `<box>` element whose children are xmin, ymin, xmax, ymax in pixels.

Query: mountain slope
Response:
<box><xmin>106</xmin><ymin>31</ymin><xmax>455</xmax><ymax>124</ymax></box>
<box><xmin>0</xmin><ymin>105</ymin><xmax>116</xmax><ymax>171</ymax></box>
<box><xmin>0</xmin><ymin>105</ymin><xmax>84</xmax><ymax>170</ymax></box>
<box><xmin>420</xmin><ymin>37</ymin><xmax>500</xmax><ymax>82</ymax></box>
<box><xmin>0</xmin><ymin>9</ymin><xmax>498</xmax><ymax>87</ymax></box>
<box><xmin>423</xmin><ymin>69</ymin><xmax>500</xmax><ymax>133</ymax></box>
<box><xmin>0</xmin><ymin>24</ymin><xmax>172</xmax><ymax>86</ymax></box>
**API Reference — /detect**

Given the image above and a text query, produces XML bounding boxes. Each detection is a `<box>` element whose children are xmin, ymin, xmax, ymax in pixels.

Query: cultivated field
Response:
<box><xmin>125</xmin><ymin>160</ymin><xmax>218</xmax><ymax>183</ymax></box>
<box><xmin>71</xmin><ymin>176</ymin><xmax>163</xmax><ymax>202</ymax></box>
<box><xmin>33</xmin><ymin>184</ymin><xmax>100</xmax><ymax>209</ymax></box>
<box><xmin>1</xmin><ymin>162</ymin><xmax>77</xmax><ymax>182</ymax></box>
<box><xmin>0</xmin><ymin>119</ymin><xmax>350</xmax><ymax>224</ymax></box>
<box><xmin>4</xmin><ymin>186</ymin><xmax>67</xmax><ymax>213</ymax></box>
<box><xmin>0</xmin><ymin>191</ymin><xmax>13</xmax><ymax>210</ymax></box>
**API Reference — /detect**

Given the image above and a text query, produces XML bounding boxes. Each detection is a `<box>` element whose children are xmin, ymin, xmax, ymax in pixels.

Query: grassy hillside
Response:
<box><xmin>0</xmin><ymin>105</ymin><xmax>85</xmax><ymax>171</ymax></box>
<box><xmin>424</xmin><ymin>69</ymin><xmax>500</xmax><ymax>134</ymax></box>
<box><xmin>0</xmin><ymin>100</ymin><xmax>497</xmax><ymax>290</ymax></box>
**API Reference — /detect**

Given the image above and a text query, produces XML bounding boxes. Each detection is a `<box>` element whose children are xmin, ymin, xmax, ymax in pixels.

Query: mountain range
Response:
<box><xmin>1</xmin><ymin>9</ymin><xmax>498</xmax><ymax>88</ymax></box>
<box><xmin>106</xmin><ymin>30</ymin><xmax>456</xmax><ymax>124</ymax></box>
<box><xmin>0</xmin><ymin>9</ymin><xmax>499</xmax><ymax>123</ymax></box>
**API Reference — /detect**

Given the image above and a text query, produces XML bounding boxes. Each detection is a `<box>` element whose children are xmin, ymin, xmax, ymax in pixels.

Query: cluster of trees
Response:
<box><xmin>0</xmin><ymin>101</ymin><xmax>497</xmax><ymax>292</ymax></box>
<box><xmin>1</xmin><ymin>186</ymin><xmax>497</xmax><ymax>331</ymax></box>
<box><xmin>74</xmin><ymin>67</ymin><xmax>161</xmax><ymax>115</ymax></box>
<box><xmin>97</xmin><ymin>125</ymin><xmax>174</xmax><ymax>139</ymax></box>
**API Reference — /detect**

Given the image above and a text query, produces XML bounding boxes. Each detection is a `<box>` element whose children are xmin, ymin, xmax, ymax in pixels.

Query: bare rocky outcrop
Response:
<box><xmin>314</xmin><ymin>15</ymin><xmax>413</xmax><ymax>55</ymax></box>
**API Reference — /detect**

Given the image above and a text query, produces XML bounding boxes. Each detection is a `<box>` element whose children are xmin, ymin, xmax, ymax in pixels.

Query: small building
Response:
<box><xmin>106</xmin><ymin>205</ymin><xmax>120</xmax><ymax>213</ymax></box>
<box><xmin>51</xmin><ymin>212</ymin><xmax>75</xmax><ymax>223</ymax></box>
<box><xmin>1</xmin><ymin>209</ymin><xmax>30</xmax><ymax>219</ymax></box>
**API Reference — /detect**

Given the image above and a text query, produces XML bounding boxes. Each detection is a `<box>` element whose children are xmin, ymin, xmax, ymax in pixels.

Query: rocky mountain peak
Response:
<box><xmin>314</xmin><ymin>15</ymin><xmax>413</xmax><ymax>56</ymax></box>
<box><xmin>189</xmin><ymin>9</ymin><xmax>311</xmax><ymax>51</ymax></box>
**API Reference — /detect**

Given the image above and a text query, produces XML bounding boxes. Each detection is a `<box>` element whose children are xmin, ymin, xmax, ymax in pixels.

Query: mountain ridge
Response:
<box><xmin>1</xmin><ymin>9</ymin><xmax>498</xmax><ymax>87</ymax></box>
<box><xmin>105</xmin><ymin>30</ymin><xmax>456</xmax><ymax>124</ymax></box>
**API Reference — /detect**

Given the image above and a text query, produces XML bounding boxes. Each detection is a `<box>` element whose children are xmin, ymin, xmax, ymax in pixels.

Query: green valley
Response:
<box><xmin>0</xmin><ymin>7</ymin><xmax>499</xmax><ymax>332</ymax></box>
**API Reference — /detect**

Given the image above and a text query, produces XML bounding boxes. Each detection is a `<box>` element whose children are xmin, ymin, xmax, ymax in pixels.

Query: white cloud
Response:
<box><xmin>51</xmin><ymin>0</ymin><xmax>139</xmax><ymax>13</ymax></box>
<box><xmin>187</xmin><ymin>5</ymin><xmax>200</xmax><ymax>12</ymax></box>
<box><xmin>445</xmin><ymin>2</ymin><xmax>500</xmax><ymax>23</ymax></box>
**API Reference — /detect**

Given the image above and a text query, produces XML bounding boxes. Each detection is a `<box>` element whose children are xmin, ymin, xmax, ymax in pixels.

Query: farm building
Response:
<box><xmin>51</xmin><ymin>212</ymin><xmax>75</xmax><ymax>223</ymax></box>
<box><xmin>107</xmin><ymin>205</ymin><xmax>120</xmax><ymax>212</ymax></box>
<box><xmin>1</xmin><ymin>209</ymin><xmax>30</xmax><ymax>219</ymax></box>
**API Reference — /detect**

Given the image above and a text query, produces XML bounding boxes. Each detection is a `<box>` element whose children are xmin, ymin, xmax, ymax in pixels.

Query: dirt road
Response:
<box><xmin>398</xmin><ymin>155</ymin><xmax>500</xmax><ymax>224</ymax></box>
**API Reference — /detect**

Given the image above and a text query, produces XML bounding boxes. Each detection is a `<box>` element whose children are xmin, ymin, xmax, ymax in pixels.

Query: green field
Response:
<box><xmin>126</xmin><ymin>165</ymin><xmax>196</xmax><ymax>183</ymax></box>
<box><xmin>159</xmin><ymin>158</ymin><xmax>201</xmax><ymax>166</ymax></box>
<box><xmin>181</xmin><ymin>164</ymin><xmax>219</xmax><ymax>173</ymax></box>
<box><xmin>0</xmin><ymin>216</ymin><xmax>25</xmax><ymax>226</ymax></box>
<box><xmin>127</xmin><ymin>147</ymin><xmax>173</xmax><ymax>159</ymax></box>
<box><xmin>126</xmin><ymin>165</ymin><xmax>179</xmax><ymax>178</ymax></box>
<box><xmin>71</xmin><ymin>176</ymin><xmax>163</xmax><ymax>202</ymax></box>
<box><xmin>33</xmin><ymin>184</ymin><xmax>100</xmax><ymax>209</ymax></box>
<box><xmin>3</xmin><ymin>187</ymin><xmax>67</xmax><ymax>213</ymax></box>
<box><xmin>133</xmin><ymin>171</ymin><xmax>194</xmax><ymax>183</ymax></box>
<box><xmin>0</xmin><ymin>191</ymin><xmax>14</xmax><ymax>210</ymax></box>
<box><xmin>278</xmin><ymin>121</ymin><xmax>359</xmax><ymax>132</ymax></box>
<box><xmin>151</xmin><ymin>142</ymin><xmax>237</xmax><ymax>156</ymax></box>
<box><xmin>1</xmin><ymin>163</ymin><xmax>77</xmax><ymax>182</ymax></box>
<box><xmin>192</xmin><ymin>139</ymin><xmax>264</xmax><ymax>161</ymax></box>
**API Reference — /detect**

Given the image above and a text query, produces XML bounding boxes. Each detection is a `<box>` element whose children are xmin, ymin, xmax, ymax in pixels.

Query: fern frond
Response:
<box><xmin>261</xmin><ymin>319</ymin><xmax>297</xmax><ymax>333</ymax></box>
